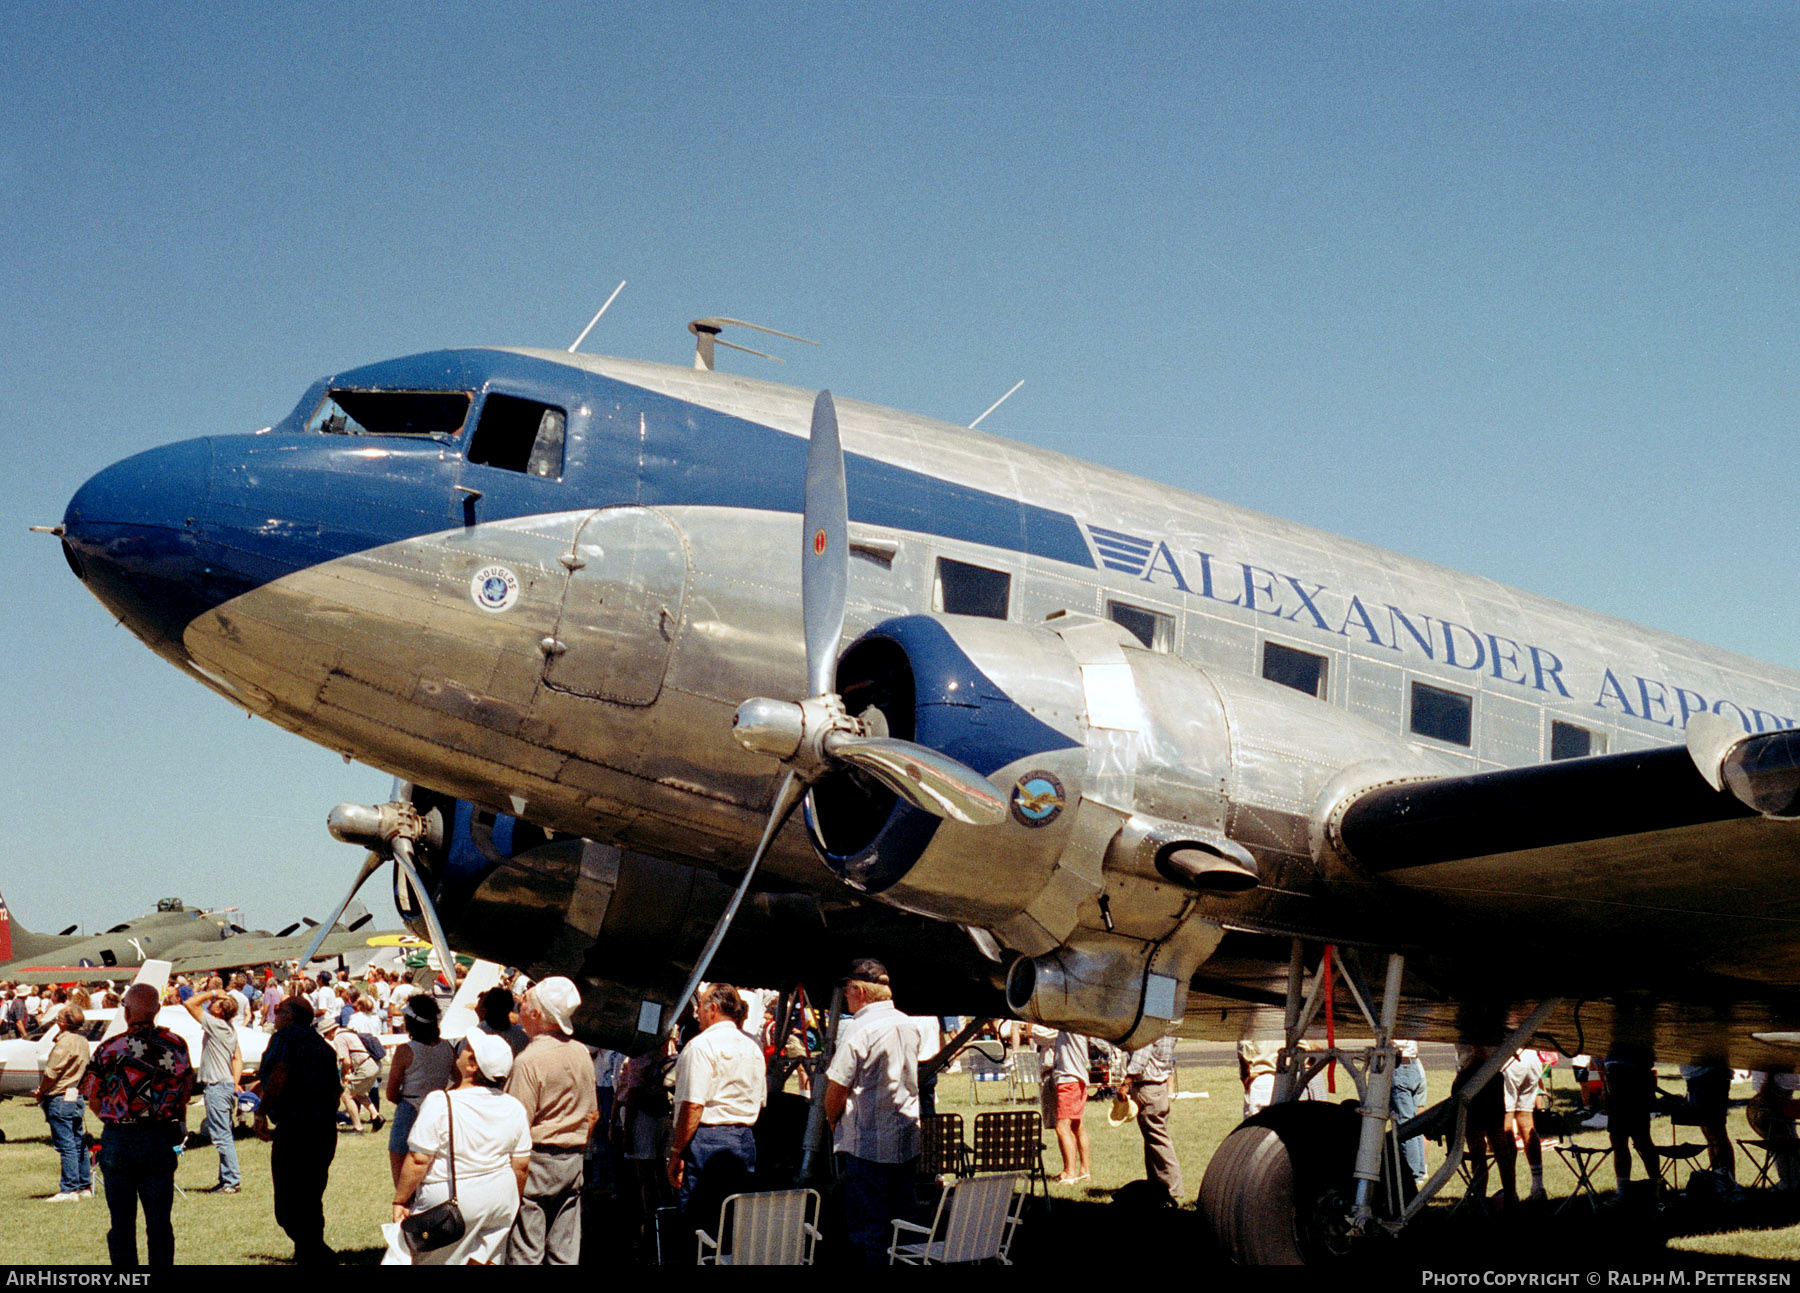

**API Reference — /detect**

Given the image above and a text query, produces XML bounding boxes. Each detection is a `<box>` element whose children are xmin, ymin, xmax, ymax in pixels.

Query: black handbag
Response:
<box><xmin>400</xmin><ymin>1092</ymin><xmax>466</xmax><ymax>1254</ymax></box>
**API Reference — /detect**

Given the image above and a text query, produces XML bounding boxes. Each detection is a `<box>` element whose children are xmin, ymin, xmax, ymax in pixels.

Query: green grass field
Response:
<box><xmin>0</xmin><ymin>1099</ymin><xmax>395</xmax><ymax>1265</ymax></box>
<box><xmin>3</xmin><ymin>1063</ymin><xmax>1798</xmax><ymax>1267</ymax></box>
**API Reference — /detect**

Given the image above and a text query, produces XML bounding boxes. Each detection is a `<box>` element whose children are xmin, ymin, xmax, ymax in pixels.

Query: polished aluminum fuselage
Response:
<box><xmin>171</xmin><ymin>349</ymin><xmax>1800</xmax><ymax>876</ymax></box>
<box><xmin>63</xmin><ymin>346</ymin><xmax>1800</xmax><ymax>1051</ymax></box>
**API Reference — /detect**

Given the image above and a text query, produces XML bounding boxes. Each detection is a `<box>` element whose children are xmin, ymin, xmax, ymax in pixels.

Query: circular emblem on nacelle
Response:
<box><xmin>1010</xmin><ymin>771</ymin><xmax>1066</xmax><ymax>828</ymax></box>
<box><xmin>470</xmin><ymin>565</ymin><xmax>521</xmax><ymax>613</ymax></box>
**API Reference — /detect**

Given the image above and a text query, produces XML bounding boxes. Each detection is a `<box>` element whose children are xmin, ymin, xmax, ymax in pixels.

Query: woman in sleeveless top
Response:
<box><xmin>385</xmin><ymin>994</ymin><xmax>456</xmax><ymax>1184</ymax></box>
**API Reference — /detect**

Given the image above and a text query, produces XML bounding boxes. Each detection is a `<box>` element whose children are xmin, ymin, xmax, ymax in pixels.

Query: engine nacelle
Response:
<box><xmin>387</xmin><ymin>788</ymin><xmax>827</xmax><ymax>1048</ymax></box>
<box><xmin>810</xmin><ymin>611</ymin><xmax>1455</xmax><ymax>1047</ymax></box>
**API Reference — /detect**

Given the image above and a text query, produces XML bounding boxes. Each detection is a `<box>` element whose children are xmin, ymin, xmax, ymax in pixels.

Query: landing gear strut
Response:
<box><xmin>1199</xmin><ymin>940</ymin><xmax>1561</xmax><ymax>1264</ymax></box>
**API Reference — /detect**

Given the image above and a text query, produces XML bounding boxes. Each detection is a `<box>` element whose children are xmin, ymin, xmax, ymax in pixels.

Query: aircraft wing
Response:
<box><xmin>164</xmin><ymin>928</ymin><xmax>403</xmax><ymax>976</ymax></box>
<box><xmin>1327</xmin><ymin>726</ymin><xmax>1800</xmax><ymax>987</ymax></box>
<box><xmin>4</xmin><ymin>965</ymin><xmax>128</xmax><ymax>985</ymax></box>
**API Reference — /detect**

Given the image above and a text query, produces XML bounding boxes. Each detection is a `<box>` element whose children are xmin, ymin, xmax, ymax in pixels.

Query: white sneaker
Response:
<box><xmin>78</xmin><ymin>1189</ymin><xmax>94</xmax><ymax>1199</ymax></box>
<box><xmin>46</xmin><ymin>1192</ymin><xmax>78</xmax><ymax>1203</ymax></box>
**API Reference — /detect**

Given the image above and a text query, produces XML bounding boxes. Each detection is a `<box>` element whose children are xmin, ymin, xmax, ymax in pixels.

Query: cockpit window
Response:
<box><xmin>467</xmin><ymin>394</ymin><xmax>566</xmax><ymax>479</ymax></box>
<box><xmin>306</xmin><ymin>390</ymin><xmax>471</xmax><ymax>438</ymax></box>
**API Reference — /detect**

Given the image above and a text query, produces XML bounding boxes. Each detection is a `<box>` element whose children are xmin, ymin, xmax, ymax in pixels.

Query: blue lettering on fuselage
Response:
<box><xmin>1084</xmin><ymin>523</ymin><xmax>1796</xmax><ymax>735</ymax></box>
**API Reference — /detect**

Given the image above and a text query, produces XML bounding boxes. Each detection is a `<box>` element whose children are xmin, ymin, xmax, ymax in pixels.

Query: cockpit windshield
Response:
<box><xmin>306</xmin><ymin>389</ymin><xmax>471</xmax><ymax>439</ymax></box>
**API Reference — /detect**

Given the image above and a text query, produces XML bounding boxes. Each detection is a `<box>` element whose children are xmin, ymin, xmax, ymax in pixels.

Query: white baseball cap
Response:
<box><xmin>534</xmin><ymin>976</ymin><xmax>580</xmax><ymax>1036</ymax></box>
<box><xmin>466</xmin><ymin>1029</ymin><xmax>514</xmax><ymax>1083</ymax></box>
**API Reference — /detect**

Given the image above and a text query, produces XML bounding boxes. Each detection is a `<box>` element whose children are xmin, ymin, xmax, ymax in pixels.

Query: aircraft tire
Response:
<box><xmin>1198</xmin><ymin>1100</ymin><xmax>1362</xmax><ymax>1265</ymax></box>
<box><xmin>0</xmin><ymin>1127</ymin><xmax>7</xmax><ymax>1143</ymax></box>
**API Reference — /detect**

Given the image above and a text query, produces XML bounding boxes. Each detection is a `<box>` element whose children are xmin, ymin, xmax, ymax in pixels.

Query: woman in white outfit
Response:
<box><xmin>389</xmin><ymin>1030</ymin><xmax>531</xmax><ymax>1265</ymax></box>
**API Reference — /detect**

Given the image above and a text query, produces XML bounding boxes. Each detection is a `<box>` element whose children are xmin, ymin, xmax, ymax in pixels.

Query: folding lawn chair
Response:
<box><xmin>919</xmin><ymin>1112</ymin><xmax>969</xmax><ymax>1182</ymax></box>
<box><xmin>694</xmin><ymin>1188</ymin><xmax>821</xmax><ymax>1265</ymax></box>
<box><xmin>888</xmin><ymin>1172</ymin><xmax>1025</xmax><ymax>1265</ymax></box>
<box><xmin>968</xmin><ymin>1110</ymin><xmax>1049</xmax><ymax>1197</ymax></box>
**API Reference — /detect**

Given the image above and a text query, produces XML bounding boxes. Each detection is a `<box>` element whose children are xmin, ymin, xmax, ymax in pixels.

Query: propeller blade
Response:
<box><xmin>665</xmin><ymin>770</ymin><xmax>805</xmax><ymax>1036</ymax></box>
<box><xmin>802</xmin><ymin>391</ymin><xmax>848</xmax><ymax>699</ymax></box>
<box><xmin>389</xmin><ymin>836</ymin><xmax>459</xmax><ymax>988</ymax></box>
<box><xmin>275</xmin><ymin>923</ymin><xmax>300</xmax><ymax>939</ymax></box>
<box><xmin>296</xmin><ymin>849</ymin><xmax>383</xmax><ymax>966</ymax></box>
<box><xmin>821</xmin><ymin>733</ymin><xmax>1008</xmax><ymax>825</ymax></box>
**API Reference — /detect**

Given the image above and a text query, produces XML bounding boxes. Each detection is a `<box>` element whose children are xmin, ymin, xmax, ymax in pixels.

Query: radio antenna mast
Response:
<box><xmin>969</xmin><ymin>380</ymin><xmax>1024</xmax><ymax>428</ymax></box>
<box><xmin>568</xmin><ymin>280</ymin><xmax>627</xmax><ymax>353</ymax></box>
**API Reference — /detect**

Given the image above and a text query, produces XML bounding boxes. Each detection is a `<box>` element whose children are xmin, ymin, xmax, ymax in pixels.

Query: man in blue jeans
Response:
<box><xmin>36</xmin><ymin>1003</ymin><xmax>93</xmax><ymax>1201</ymax></box>
<box><xmin>668</xmin><ymin>984</ymin><xmax>765</xmax><ymax>1224</ymax></box>
<box><xmin>81</xmin><ymin>983</ymin><xmax>195</xmax><ymax>1266</ymax></box>
<box><xmin>1392</xmin><ymin>1039</ymin><xmax>1428</xmax><ymax>1190</ymax></box>
<box><xmin>825</xmin><ymin>959</ymin><xmax>922</xmax><ymax>1265</ymax></box>
<box><xmin>183</xmin><ymin>985</ymin><xmax>244</xmax><ymax>1194</ymax></box>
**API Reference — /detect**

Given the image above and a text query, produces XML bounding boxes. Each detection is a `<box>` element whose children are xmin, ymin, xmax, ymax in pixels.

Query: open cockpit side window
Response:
<box><xmin>467</xmin><ymin>394</ymin><xmax>567</xmax><ymax>479</ymax></box>
<box><xmin>306</xmin><ymin>389</ymin><xmax>471</xmax><ymax>438</ymax></box>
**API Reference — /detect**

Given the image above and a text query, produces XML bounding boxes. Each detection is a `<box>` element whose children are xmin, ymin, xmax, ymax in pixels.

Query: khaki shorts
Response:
<box><xmin>1501</xmin><ymin>1055</ymin><xmax>1541</xmax><ymax>1113</ymax></box>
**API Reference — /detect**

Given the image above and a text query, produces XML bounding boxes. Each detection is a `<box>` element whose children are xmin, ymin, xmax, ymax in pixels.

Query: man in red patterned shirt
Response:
<box><xmin>81</xmin><ymin>983</ymin><xmax>195</xmax><ymax>1266</ymax></box>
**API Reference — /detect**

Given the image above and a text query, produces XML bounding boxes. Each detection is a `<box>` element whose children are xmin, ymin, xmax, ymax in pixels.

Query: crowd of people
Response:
<box><xmin>19</xmin><ymin>954</ymin><xmax>1798</xmax><ymax>1266</ymax></box>
<box><xmin>4</xmin><ymin>964</ymin><xmax>604</xmax><ymax>1265</ymax></box>
<box><xmin>8</xmin><ymin>955</ymin><xmax>1193</xmax><ymax>1266</ymax></box>
<box><xmin>1234</xmin><ymin>1036</ymin><xmax>1800</xmax><ymax>1213</ymax></box>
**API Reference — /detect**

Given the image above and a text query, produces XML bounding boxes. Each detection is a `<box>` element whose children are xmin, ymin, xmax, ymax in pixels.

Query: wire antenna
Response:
<box><xmin>689</xmin><ymin>318</ymin><xmax>819</xmax><ymax>371</ymax></box>
<box><xmin>568</xmin><ymin>280</ymin><xmax>627</xmax><ymax>353</ymax></box>
<box><xmin>969</xmin><ymin>380</ymin><xmax>1024</xmax><ymax>429</ymax></box>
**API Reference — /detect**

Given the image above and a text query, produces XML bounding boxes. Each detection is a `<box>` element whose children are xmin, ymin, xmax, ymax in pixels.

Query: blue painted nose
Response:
<box><xmin>62</xmin><ymin>437</ymin><xmax>217</xmax><ymax>654</ymax></box>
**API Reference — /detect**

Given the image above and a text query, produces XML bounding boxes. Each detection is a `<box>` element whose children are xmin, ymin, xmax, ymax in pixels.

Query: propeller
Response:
<box><xmin>294</xmin><ymin>846</ymin><xmax>382</xmax><ymax>966</ymax></box>
<box><xmin>662</xmin><ymin>391</ymin><xmax>1006</xmax><ymax>1035</ymax></box>
<box><xmin>300</xmin><ymin>793</ymin><xmax>455</xmax><ymax>981</ymax></box>
<box><xmin>730</xmin><ymin>392</ymin><xmax>1007</xmax><ymax>824</ymax></box>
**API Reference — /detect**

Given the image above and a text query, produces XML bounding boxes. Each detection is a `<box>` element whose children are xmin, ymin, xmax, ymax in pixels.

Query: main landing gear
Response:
<box><xmin>1198</xmin><ymin>940</ymin><xmax>1561</xmax><ymax>1264</ymax></box>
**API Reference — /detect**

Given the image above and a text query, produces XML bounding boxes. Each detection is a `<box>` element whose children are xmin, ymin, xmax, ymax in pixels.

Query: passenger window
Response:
<box><xmin>1262</xmin><ymin>641</ymin><xmax>1327</xmax><ymax>699</ymax></box>
<box><xmin>1107</xmin><ymin>601</ymin><xmax>1173</xmax><ymax>652</ymax></box>
<box><xmin>467</xmin><ymin>395</ymin><xmax>567</xmax><ymax>478</ymax></box>
<box><xmin>934</xmin><ymin>558</ymin><xmax>1010</xmax><ymax>619</ymax></box>
<box><xmin>1550</xmin><ymin>720</ymin><xmax>1604</xmax><ymax>761</ymax></box>
<box><xmin>306</xmin><ymin>390</ymin><xmax>470</xmax><ymax>438</ymax></box>
<box><xmin>1410</xmin><ymin>682</ymin><xmax>1472</xmax><ymax>746</ymax></box>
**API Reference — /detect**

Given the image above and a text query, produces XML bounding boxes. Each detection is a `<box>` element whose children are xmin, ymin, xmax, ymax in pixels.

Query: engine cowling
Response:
<box><xmin>807</xmin><ymin>611</ymin><xmax>1455</xmax><ymax>1047</ymax></box>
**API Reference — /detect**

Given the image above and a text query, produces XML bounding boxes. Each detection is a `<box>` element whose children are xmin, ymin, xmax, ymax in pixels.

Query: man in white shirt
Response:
<box><xmin>825</xmin><ymin>959</ymin><xmax>923</xmax><ymax>1265</ymax></box>
<box><xmin>909</xmin><ymin>1014</ymin><xmax>941</xmax><ymax>1118</ymax></box>
<box><xmin>310</xmin><ymin>973</ymin><xmax>339</xmax><ymax>1032</ymax></box>
<box><xmin>668</xmin><ymin>983</ymin><xmax>766</xmax><ymax>1220</ymax></box>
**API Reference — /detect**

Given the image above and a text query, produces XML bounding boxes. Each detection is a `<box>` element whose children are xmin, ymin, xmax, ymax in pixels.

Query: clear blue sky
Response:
<box><xmin>3</xmin><ymin>4</ymin><xmax>1796</xmax><ymax>931</ymax></box>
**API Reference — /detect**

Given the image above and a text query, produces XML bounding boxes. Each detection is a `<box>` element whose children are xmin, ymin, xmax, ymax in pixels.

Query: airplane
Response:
<box><xmin>0</xmin><ymin>890</ymin><xmax>397</xmax><ymax>986</ymax></box>
<box><xmin>49</xmin><ymin>321</ymin><xmax>1800</xmax><ymax>1260</ymax></box>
